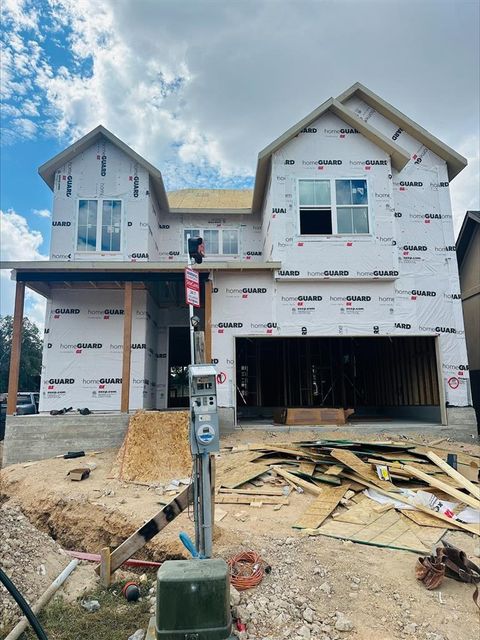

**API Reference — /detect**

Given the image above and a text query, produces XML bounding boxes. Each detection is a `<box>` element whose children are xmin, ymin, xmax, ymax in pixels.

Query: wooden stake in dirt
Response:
<box><xmin>425</xmin><ymin>451</ymin><xmax>480</xmax><ymax>501</ymax></box>
<box><xmin>100</xmin><ymin>547</ymin><xmax>112</xmax><ymax>587</ymax></box>
<box><xmin>97</xmin><ymin>485</ymin><xmax>192</xmax><ymax>576</ymax></box>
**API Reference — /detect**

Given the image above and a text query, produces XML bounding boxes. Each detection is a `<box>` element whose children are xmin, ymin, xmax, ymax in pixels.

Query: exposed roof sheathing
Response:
<box><xmin>38</xmin><ymin>125</ymin><xmax>169</xmax><ymax>211</ymax></box>
<box><xmin>168</xmin><ymin>188</ymin><xmax>253</xmax><ymax>213</ymax></box>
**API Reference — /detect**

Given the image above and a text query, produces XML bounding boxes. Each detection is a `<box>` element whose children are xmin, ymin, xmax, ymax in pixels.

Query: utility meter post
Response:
<box><xmin>188</xmin><ymin>365</ymin><xmax>219</xmax><ymax>558</ymax></box>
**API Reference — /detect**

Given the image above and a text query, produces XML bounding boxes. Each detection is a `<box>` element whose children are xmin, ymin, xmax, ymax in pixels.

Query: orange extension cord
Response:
<box><xmin>228</xmin><ymin>551</ymin><xmax>270</xmax><ymax>591</ymax></box>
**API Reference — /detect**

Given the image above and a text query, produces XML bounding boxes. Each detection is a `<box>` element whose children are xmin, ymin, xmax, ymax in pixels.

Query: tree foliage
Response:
<box><xmin>0</xmin><ymin>316</ymin><xmax>43</xmax><ymax>393</ymax></box>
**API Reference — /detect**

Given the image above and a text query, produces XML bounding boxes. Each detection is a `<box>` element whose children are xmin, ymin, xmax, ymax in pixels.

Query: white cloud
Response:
<box><xmin>1</xmin><ymin>0</ymin><xmax>479</xmax><ymax>199</ymax></box>
<box><xmin>451</xmin><ymin>135</ymin><xmax>480</xmax><ymax>238</ymax></box>
<box><xmin>0</xmin><ymin>209</ymin><xmax>48</xmax><ymax>329</ymax></box>
<box><xmin>32</xmin><ymin>208</ymin><xmax>51</xmax><ymax>218</ymax></box>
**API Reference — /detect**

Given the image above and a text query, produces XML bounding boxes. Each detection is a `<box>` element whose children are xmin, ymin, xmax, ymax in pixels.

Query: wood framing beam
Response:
<box><xmin>7</xmin><ymin>282</ymin><xmax>25</xmax><ymax>415</ymax></box>
<box><xmin>204</xmin><ymin>279</ymin><xmax>212</xmax><ymax>363</ymax></box>
<box><xmin>120</xmin><ymin>281</ymin><xmax>133</xmax><ymax>413</ymax></box>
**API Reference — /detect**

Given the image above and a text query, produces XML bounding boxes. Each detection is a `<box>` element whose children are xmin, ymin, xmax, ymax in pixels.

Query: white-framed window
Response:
<box><xmin>222</xmin><ymin>229</ymin><xmax>239</xmax><ymax>254</ymax></box>
<box><xmin>299</xmin><ymin>179</ymin><xmax>369</xmax><ymax>235</ymax></box>
<box><xmin>183</xmin><ymin>228</ymin><xmax>239</xmax><ymax>255</ymax></box>
<box><xmin>77</xmin><ymin>199</ymin><xmax>122</xmax><ymax>252</ymax></box>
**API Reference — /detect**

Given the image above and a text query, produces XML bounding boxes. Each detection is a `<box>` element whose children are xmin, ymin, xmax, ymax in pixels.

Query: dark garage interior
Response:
<box><xmin>236</xmin><ymin>336</ymin><xmax>441</xmax><ymax>423</ymax></box>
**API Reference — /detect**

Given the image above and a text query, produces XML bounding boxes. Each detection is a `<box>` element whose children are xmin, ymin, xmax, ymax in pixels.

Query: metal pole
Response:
<box><xmin>200</xmin><ymin>452</ymin><xmax>213</xmax><ymax>558</ymax></box>
<box><xmin>186</xmin><ymin>234</ymin><xmax>195</xmax><ymax>367</ymax></box>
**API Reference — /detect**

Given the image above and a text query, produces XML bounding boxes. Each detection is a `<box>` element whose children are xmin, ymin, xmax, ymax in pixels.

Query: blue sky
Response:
<box><xmin>1</xmin><ymin>0</ymin><xmax>479</xmax><ymax>326</ymax></box>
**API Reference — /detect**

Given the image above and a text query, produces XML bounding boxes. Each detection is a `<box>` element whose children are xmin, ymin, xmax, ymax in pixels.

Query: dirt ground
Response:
<box><xmin>0</xmin><ymin>428</ymin><xmax>479</xmax><ymax>640</ymax></box>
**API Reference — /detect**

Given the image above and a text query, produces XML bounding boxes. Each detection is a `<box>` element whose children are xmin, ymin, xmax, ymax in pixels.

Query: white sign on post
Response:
<box><xmin>185</xmin><ymin>267</ymin><xmax>200</xmax><ymax>308</ymax></box>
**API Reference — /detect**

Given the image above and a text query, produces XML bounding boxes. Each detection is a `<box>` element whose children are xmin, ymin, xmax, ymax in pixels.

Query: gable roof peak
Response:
<box><xmin>38</xmin><ymin>124</ymin><xmax>169</xmax><ymax>210</ymax></box>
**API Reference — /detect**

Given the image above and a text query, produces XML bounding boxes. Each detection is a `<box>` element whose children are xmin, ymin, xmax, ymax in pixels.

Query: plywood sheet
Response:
<box><xmin>218</xmin><ymin>460</ymin><xmax>269</xmax><ymax>489</ymax></box>
<box><xmin>111</xmin><ymin>410</ymin><xmax>191</xmax><ymax>483</ymax></box>
<box><xmin>215</xmin><ymin>495</ymin><xmax>289</xmax><ymax>505</ymax></box>
<box><xmin>324</xmin><ymin>464</ymin><xmax>344</xmax><ymax>476</ymax></box>
<box><xmin>400</xmin><ymin>509</ymin><xmax>457</xmax><ymax>530</ymax></box>
<box><xmin>299</xmin><ymin>462</ymin><xmax>316</xmax><ymax>476</ymax></box>
<box><xmin>312</xmin><ymin>499</ymin><xmax>445</xmax><ymax>553</ymax></box>
<box><xmin>331</xmin><ymin>449</ymin><xmax>398</xmax><ymax>491</ymax></box>
<box><xmin>294</xmin><ymin>484</ymin><xmax>350</xmax><ymax>529</ymax></box>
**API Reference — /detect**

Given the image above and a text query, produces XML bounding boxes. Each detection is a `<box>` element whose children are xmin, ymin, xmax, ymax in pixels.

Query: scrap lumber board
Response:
<box><xmin>98</xmin><ymin>485</ymin><xmax>192</xmax><ymax>575</ymax></box>
<box><xmin>425</xmin><ymin>451</ymin><xmax>480</xmax><ymax>500</ymax></box>
<box><xmin>400</xmin><ymin>463</ymin><xmax>480</xmax><ymax>510</ymax></box>
<box><xmin>218</xmin><ymin>487</ymin><xmax>284</xmax><ymax>496</ymax></box>
<box><xmin>307</xmin><ymin>500</ymin><xmax>445</xmax><ymax>554</ymax></box>
<box><xmin>340</xmin><ymin>471</ymin><xmax>480</xmax><ymax>536</ymax></box>
<box><xmin>400</xmin><ymin>509</ymin><xmax>458</xmax><ymax>530</ymax></box>
<box><xmin>324</xmin><ymin>465</ymin><xmax>344</xmax><ymax>476</ymax></box>
<box><xmin>271</xmin><ymin>466</ymin><xmax>322</xmax><ymax>495</ymax></box>
<box><xmin>410</xmin><ymin>444</ymin><xmax>480</xmax><ymax>466</ymax></box>
<box><xmin>330</xmin><ymin>449</ymin><xmax>399</xmax><ymax>491</ymax></box>
<box><xmin>215</xmin><ymin>495</ymin><xmax>289</xmax><ymax>505</ymax></box>
<box><xmin>367</xmin><ymin>458</ymin><xmax>444</xmax><ymax>475</ymax></box>
<box><xmin>299</xmin><ymin>461</ymin><xmax>316</xmax><ymax>476</ymax></box>
<box><xmin>218</xmin><ymin>462</ymin><xmax>269</xmax><ymax>489</ymax></box>
<box><xmin>294</xmin><ymin>484</ymin><xmax>350</xmax><ymax>529</ymax></box>
<box><xmin>289</xmin><ymin>468</ymin><xmax>341</xmax><ymax>486</ymax></box>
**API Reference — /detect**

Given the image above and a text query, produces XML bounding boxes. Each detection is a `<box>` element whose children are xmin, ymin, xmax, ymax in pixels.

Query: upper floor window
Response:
<box><xmin>299</xmin><ymin>179</ymin><xmax>369</xmax><ymax>235</ymax></box>
<box><xmin>183</xmin><ymin>229</ymin><xmax>239</xmax><ymax>255</ymax></box>
<box><xmin>77</xmin><ymin>199</ymin><xmax>122</xmax><ymax>252</ymax></box>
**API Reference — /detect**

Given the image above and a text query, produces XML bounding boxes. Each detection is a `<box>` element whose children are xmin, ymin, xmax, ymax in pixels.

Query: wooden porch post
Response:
<box><xmin>121</xmin><ymin>281</ymin><xmax>133</xmax><ymax>413</ymax></box>
<box><xmin>204</xmin><ymin>279</ymin><xmax>212</xmax><ymax>363</ymax></box>
<box><xmin>7</xmin><ymin>281</ymin><xmax>26</xmax><ymax>415</ymax></box>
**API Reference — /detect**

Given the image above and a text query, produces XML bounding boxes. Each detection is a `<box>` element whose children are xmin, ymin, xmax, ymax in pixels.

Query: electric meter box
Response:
<box><xmin>154</xmin><ymin>559</ymin><xmax>232</xmax><ymax>639</ymax></box>
<box><xmin>189</xmin><ymin>364</ymin><xmax>219</xmax><ymax>454</ymax></box>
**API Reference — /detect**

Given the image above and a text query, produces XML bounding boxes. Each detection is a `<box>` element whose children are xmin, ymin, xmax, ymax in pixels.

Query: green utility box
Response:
<box><xmin>155</xmin><ymin>558</ymin><xmax>232</xmax><ymax>639</ymax></box>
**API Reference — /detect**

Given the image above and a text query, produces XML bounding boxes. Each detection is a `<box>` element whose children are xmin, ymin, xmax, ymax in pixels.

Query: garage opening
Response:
<box><xmin>236</xmin><ymin>336</ymin><xmax>441</xmax><ymax>423</ymax></box>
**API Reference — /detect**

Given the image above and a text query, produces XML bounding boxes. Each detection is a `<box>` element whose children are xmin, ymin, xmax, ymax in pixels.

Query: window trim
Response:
<box><xmin>75</xmin><ymin>197</ymin><xmax>123</xmax><ymax>254</ymax></box>
<box><xmin>183</xmin><ymin>228</ymin><xmax>240</xmax><ymax>256</ymax></box>
<box><xmin>297</xmin><ymin>178</ymin><xmax>371</xmax><ymax>237</ymax></box>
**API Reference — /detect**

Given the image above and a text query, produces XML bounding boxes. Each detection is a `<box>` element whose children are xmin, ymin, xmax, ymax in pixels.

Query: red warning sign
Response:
<box><xmin>185</xmin><ymin>267</ymin><xmax>200</xmax><ymax>308</ymax></box>
<box><xmin>448</xmin><ymin>377</ymin><xmax>460</xmax><ymax>389</ymax></box>
<box><xmin>216</xmin><ymin>372</ymin><xmax>227</xmax><ymax>385</ymax></box>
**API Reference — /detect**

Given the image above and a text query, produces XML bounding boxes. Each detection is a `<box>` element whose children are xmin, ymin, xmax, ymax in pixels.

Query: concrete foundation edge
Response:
<box><xmin>2</xmin><ymin>414</ymin><xmax>130</xmax><ymax>466</ymax></box>
<box><xmin>446</xmin><ymin>406</ymin><xmax>478</xmax><ymax>426</ymax></box>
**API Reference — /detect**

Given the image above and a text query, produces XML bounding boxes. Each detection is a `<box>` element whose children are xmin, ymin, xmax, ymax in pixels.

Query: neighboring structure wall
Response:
<box><xmin>459</xmin><ymin>223</ymin><xmax>480</xmax><ymax>426</ymax></box>
<box><xmin>459</xmin><ymin>224</ymin><xmax>480</xmax><ymax>371</ymax></box>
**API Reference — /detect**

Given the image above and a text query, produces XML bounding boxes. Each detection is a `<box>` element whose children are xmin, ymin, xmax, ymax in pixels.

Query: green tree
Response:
<box><xmin>0</xmin><ymin>316</ymin><xmax>43</xmax><ymax>393</ymax></box>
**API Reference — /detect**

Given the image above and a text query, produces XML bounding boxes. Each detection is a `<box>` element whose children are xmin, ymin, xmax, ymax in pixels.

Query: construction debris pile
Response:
<box><xmin>0</xmin><ymin>502</ymin><xmax>70</xmax><ymax>632</ymax></box>
<box><xmin>217</xmin><ymin>439</ymin><xmax>480</xmax><ymax>552</ymax></box>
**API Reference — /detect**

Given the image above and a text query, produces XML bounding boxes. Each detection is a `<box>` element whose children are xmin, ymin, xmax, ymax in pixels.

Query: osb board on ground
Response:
<box><xmin>111</xmin><ymin>410</ymin><xmax>191</xmax><ymax>483</ymax></box>
<box><xmin>310</xmin><ymin>497</ymin><xmax>446</xmax><ymax>553</ymax></box>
